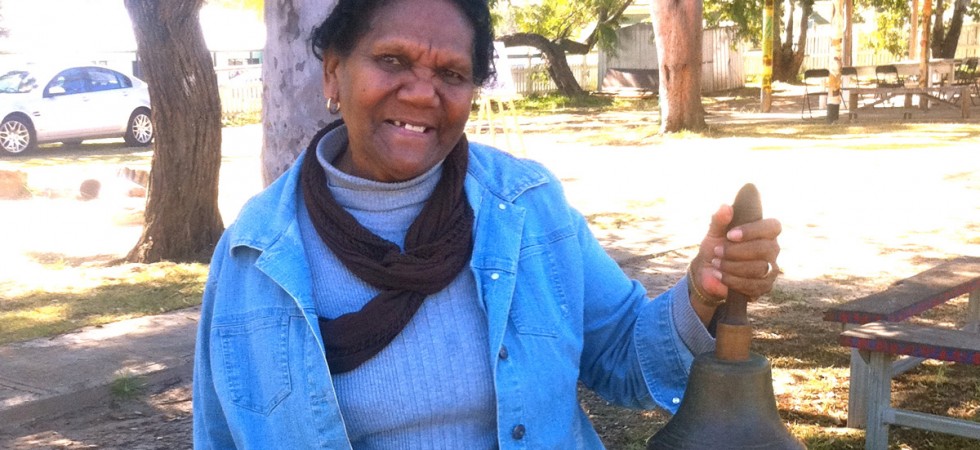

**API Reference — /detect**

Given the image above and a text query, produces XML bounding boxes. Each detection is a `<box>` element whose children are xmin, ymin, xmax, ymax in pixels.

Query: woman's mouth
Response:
<box><xmin>390</xmin><ymin>120</ymin><xmax>429</xmax><ymax>133</ymax></box>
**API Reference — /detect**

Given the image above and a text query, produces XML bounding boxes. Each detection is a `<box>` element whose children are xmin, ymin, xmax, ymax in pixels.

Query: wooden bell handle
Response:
<box><xmin>715</xmin><ymin>183</ymin><xmax>763</xmax><ymax>361</ymax></box>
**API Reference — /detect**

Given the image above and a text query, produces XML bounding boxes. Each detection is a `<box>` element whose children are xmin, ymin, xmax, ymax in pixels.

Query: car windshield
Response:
<box><xmin>0</xmin><ymin>71</ymin><xmax>39</xmax><ymax>93</ymax></box>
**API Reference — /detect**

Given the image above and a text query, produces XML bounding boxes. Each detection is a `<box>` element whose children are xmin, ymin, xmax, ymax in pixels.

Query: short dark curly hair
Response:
<box><xmin>311</xmin><ymin>0</ymin><xmax>496</xmax><ymax>86</ymax></box>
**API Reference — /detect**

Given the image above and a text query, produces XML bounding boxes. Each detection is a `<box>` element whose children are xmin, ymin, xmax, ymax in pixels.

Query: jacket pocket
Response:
<box><xmin>213</xmin><ymin>312</ymin><xmax>294</xmax><ymax>414</ymax></box>
<box><xmin>511</xmin><ymin>228</ymin><xmax>575</xmax><ymax>338</ymax></box>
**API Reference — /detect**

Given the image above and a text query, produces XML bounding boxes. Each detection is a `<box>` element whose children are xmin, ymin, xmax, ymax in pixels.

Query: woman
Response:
<box><xmin>192</xmin><ymin>0</ymin><xmax>782</xmax><ymax>448</ymax></box>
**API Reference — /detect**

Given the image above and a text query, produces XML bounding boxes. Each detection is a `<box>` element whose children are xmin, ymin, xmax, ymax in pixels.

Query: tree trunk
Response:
<box><xmin>761</xmin><ymin>0</ymin><xmax>775</xmax><ymax>112</ymax></box>
<box><xmin>262</xmin><ymin>0</ymin><xmax>338</xmax><ymax>186</ymax></box>
<box><xmin>784</xmin><ymin>0</ymin><xmax>795</xmax><ymax>46</ymax></box>
<box><xmin>124</xmin><ymin>0</ymin><xmax>224</xmax><ymax>263</ymax></box>
<box><xmin>910</xmin><ymin>0</ymin><xmax>920</xmax><ymax>59</ymax></box>
<box><xmin>773</xmin><ymin>0</ymin><xmax>811</xmax><ymax>82</ymax></box>
<box><xmin>827</xmin><ymin>0</ymin><xmax>845</xmax><ymax>122</ymax></box>
<box><xmin>843</xmin><ymin>0</ymin><xmax>853</xmax><ymax>66</ymax></box>
<box><xmin>931</xmin><ymin>0</ymin><xmax>945</xmax><ymax>58</ymax></box>
<box><xmin>649</xmin><ymin>0</ymin><xmax>705</xmax><ymax>132</ymax></box>
<box><xmin>920</xmin><ymin>0</ymin><xmax>932</xmax><ymax>85</ymax></box>
<box><xmin>933</xmin><ymin>0</ymin><xmax>970</xmax><ymax>58</ymax></box>
<box><xmin>499</xmin><ymin>33</ymin><xmax>585</xmax><ymax>98</ymax></box>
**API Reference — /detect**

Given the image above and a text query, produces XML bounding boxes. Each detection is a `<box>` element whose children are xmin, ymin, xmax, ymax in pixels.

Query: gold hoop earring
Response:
<box><xmin>327</xmin><ymin>98</ymin><xmax>341</xmax><ymax>114</ymax></box>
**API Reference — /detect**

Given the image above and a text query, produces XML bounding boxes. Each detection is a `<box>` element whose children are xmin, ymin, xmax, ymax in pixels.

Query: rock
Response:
<box><xmin>0</xmin><ymin>170</ymin><xmax>31</xmax><ymax>199</ymax></box>
<box><xmin>79</xmin><ymin>179</ymin><xmax>102</xmax><ymax>200</ymax></box>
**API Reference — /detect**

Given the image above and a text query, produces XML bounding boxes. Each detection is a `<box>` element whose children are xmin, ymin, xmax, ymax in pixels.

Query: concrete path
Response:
<box><xmin>0</xmin><ymin>307</ymin><xmax>198</xmax><ymax>430</ymax></box>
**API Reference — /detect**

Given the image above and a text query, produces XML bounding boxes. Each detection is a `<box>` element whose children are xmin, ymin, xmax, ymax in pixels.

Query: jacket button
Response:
<box><xmin>498</xmin><ymin>346</ymin><xmax>509</xmax><ymax>360</ymax></box>
<box><xmin>511</xmin><ymin>424</ymin><xmax>526</xmax><ymax>440</ymax></box>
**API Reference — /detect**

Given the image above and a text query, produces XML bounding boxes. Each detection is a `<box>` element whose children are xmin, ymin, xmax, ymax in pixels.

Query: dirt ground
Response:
<box><xmin>1</xmin><ymin>85</ymin><xmax>978</xmax><ymax>448</ymax></box>
<box><xmin>3</xmin><ymin>384</ymin><xmax>193</xmax><ymax>450</ymax></box>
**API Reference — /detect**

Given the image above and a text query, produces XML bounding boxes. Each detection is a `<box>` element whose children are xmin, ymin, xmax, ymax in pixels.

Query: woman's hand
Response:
<box><xmin>689</xmin><ymin>204</ymin><xmax>782</xmax><ymax>321</ymax></box>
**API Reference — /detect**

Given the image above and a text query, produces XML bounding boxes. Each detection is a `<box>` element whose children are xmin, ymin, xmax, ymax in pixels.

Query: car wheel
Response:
<box><xmin>124</xmin><ymin>109</ymin><xmax>153</xmax><ymax>146</ymax></box>
<box><xmin>0</xmin><ymin>116</ymin><xmax>36</xmax><ymax>155</ymax></box>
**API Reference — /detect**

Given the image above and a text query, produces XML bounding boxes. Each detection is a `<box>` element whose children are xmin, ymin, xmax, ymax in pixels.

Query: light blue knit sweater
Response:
<box><xmin>297</xmin><ymin>128</ymin><xmax>498</xmax><ymax>449</ymax></box>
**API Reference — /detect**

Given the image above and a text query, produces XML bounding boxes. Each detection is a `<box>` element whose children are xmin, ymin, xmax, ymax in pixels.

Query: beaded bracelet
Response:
<box><xmin>688</xmin><ymin>264</ymin><xmax>726</xmax><ymax>308</ymax></box>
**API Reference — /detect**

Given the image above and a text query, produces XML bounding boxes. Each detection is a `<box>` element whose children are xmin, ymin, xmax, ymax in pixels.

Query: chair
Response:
<box><xmin>874</xmin><ymin>65</ymin><xmax>903</xmax><ymax>88</ymax></box>
<box><xmin>841</xmin><ymin>66</ymin><xmax>862</xmax><ymax>109</ymax></box>
<box><xmin>801</xmin><ymin>68</ymin><xmax>829</xmax><ymax>118</ymax></box>
<box><xmin>953</xmin><ymin>57</ymin><xmax>978</xmax><ymax>105</ymax></box>
<box><xmin>954</xmin><ymin>57</ymin><xmax>977</xmax><ymax>80</ymax></box>
<box><xmin>841</xmin><ymin>67</ymin><xmax>862</xmax><ymax>87</ymax></box>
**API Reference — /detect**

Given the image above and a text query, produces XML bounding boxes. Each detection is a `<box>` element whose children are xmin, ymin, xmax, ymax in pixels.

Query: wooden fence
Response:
<box><xmin>215</xmin><ymin>65</ymin><xmax>262</xmax><ymax>117</ymax></box>
<box><xmin>597</xmin><ymin>23</ymin><xmax>745</xmax><ymax>94</ymax></box>
<box><xmin>509</xmin><ymin>63</ymin><xmax>597</xmax><ymax>96</ymax></box>
<box><xmin>702</xmin><ymin>27</ymin><xmax>745</xmax><ymax>92</ymax></box>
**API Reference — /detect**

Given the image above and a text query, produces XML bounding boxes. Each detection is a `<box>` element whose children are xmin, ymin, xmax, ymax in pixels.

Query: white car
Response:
<box><xmin>0</xmin><ymin>65</ymin><xmax>153</xmax><ymax>155</ymax></box>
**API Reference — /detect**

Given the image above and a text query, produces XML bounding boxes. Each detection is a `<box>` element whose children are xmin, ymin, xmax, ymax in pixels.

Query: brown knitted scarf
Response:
<box><xmin>300</xmin><ymin>121</ymin><xmax>474</xmax><ymax>374</ymax></box>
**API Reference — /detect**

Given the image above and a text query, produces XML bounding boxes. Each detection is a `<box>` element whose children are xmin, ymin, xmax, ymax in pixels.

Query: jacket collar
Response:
<box><xmin>224</xmin><ymin>137</ymin><xmax>551</xmax><ymax>256</ymax></box>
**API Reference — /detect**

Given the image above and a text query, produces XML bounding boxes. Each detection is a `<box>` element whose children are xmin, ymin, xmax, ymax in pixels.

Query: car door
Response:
<box><xmin>36</xmin><ymin>68</ymin><xmax>94</xmax><ymax>140</ymax></box>
<box><xmin>84</xmin><ymin>68</ymin><xmax>133</xmax><ymax>135</ymax></box>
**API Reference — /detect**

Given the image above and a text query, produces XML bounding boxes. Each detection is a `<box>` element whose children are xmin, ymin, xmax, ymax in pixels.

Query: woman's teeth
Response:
<box><xmin>392</xmin><ymin>121</ymin><xmax>426</xmax><ymax>133</ymax></box>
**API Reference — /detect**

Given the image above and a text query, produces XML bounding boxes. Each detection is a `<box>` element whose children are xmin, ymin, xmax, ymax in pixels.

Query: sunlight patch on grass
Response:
<box><xmin>773</xmin><ymin>127</ymin><xmax>802</xmax><ymax>135</ymax></box>
<box><xmin>0</xmin><ymin>262</ymin><xmax>207</xmax><ymax>345</ymax></box>
<box><xmin>791</xmin><ymin>423</ymin><xmax>863</xmax><ymax>450</ymax></box>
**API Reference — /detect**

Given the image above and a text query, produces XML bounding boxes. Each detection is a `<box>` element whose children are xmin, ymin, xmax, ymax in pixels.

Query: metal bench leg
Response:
<box><xmin>848</xmin><ymin>347</ymin><xmax>869</xmax><ymax>428</ymax></box>
<box><xmin>865</xmin><ymin>351</ymin><xmax>892</xmax><ymax>450</ymax></box>
<box><xmin>968</xmin><ymin>288</ymin><xmax>980</xmax><ymax>333</ymax></box>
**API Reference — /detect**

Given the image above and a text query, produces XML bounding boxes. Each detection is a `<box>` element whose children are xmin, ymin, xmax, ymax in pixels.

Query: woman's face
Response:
<box><xmin>322</xmin><ymin>0</ymin><xmax>477</xmax><ymax>182</ymax></box>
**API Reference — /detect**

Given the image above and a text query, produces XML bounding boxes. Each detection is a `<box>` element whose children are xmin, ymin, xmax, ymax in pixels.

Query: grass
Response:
<box><xmin>109</xmin><ymin>374</ymin><xmax>148</xmax><ymax>401</ymax></box>
<box><xmin>221</xmin><ymin>110</ymin><xmax>262</xmax><ymax>127</ymax></box>
<box><xmin>0</xmin><ymin>262</ymin><xmax>207</xmax><ymax>345</ymax></box>
<box><xmin>509</xmin><ymin>92</ymin><xmax>659</xmax><ymax>114</ymax></box>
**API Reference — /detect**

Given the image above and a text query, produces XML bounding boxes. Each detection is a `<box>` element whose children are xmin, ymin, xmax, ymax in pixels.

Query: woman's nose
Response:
<box><xmin>399</xmin><ymin>70</ymin><xmax>439</xmax><ymax>107</ymax></box>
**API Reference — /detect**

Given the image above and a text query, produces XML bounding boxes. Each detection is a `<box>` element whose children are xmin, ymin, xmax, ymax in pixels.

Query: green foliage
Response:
<box><xmin>498</xmin><ymin>0</ymin><xmax>632</xmax><ymax>53</ymax></box>
<box><xmin>704</xmin><ymin>0</ymin><xmax>814</xmax><ymax>46</ymax></box>
<box><xmin>857</xmin><ymin>0</ymin><xmax>980</xmax><ymax>58</ymax></box>
<box><xmin>705</xmin><ymin>0</ymin><xmax>764</xmax><ymax>45</ymax></box>
<box><xmin>861</xmin><ymin>7</ymin><xmax>908</xmax><ymax>59</ymax></box>
<box><xmin>510</xmin><ymin>0</ymin><xmax>588</xmax><ymax>39</ymax></box>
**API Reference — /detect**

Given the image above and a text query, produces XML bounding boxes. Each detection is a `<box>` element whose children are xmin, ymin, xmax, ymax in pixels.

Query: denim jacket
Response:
<box><xmin>193</xmin><ymin>142</ymin><xmax>697</xmax><ymax>449</ymax></box>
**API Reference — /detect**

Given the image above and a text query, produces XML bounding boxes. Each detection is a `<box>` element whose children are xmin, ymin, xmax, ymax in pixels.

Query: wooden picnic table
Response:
<box><xmin>849</xmin><ymin>59</ymin><xmax>960</xmax><ymax>87</ymax></box>
<box><xmin>824</xmin><ymin>256</ymin><xmax>980</xmax><ymax>449</ymax></box>
<box><xmin>842</xmin><ymin>85</ymin><xmax>971</xmax><ymax>120</ymax></box>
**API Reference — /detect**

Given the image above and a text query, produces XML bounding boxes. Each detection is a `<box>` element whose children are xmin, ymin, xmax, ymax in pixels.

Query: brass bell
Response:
<box><xmin>646</xmin><ymin>352</ymin><xmax>804</xmax><ymax>449</ymax></box>
<box><xmin>647</xmin><ymin>184</ymin><xmax>805</xmax><ymax>450</ymax></box>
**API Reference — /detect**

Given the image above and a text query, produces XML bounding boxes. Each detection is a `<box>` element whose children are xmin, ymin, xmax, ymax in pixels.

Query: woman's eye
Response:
<box><xmin>440</xmin><ymin>70</ymin><xmax>467</xmax><ymax>85</ymax></box>
<box><xmin>379</xmin><ymin>55</ymin><xmax>402</xmax><ymax>68</ymax></box>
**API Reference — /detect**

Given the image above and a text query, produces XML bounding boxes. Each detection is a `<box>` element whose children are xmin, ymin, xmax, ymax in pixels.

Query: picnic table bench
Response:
<box><xmin>824</xmin><ymin>255</ymin><xmax>980</xmax><ymax>449</ymax></box>
<box><xmin>843</xmin><ymin>86</ymin><xmax>971</xmax><ymax>120</ymax></box>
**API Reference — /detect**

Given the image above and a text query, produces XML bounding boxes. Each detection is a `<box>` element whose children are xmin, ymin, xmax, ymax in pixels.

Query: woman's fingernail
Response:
<box><xmin>714</xmin><ymin>246</ymin><xmax>724</xmax><ymax>257</ymax></box>
<box><xmin>711</xmin><ymin>269</ymin><xmax>723</xmax><ymax>281</ymax></box>
<box><xmin>711</xmin><ymin>258</ymin><xmax>721</xmax><ymax>268</ymax></box>
<box><xmin>727</xmin><ymin>228</ymin><xmax>743</xmax><ymax>241</ymax></box>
